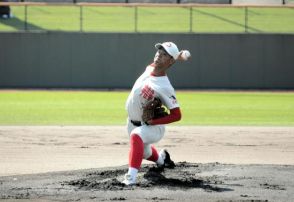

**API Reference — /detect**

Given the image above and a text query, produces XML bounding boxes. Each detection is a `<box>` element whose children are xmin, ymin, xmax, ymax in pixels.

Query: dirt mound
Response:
<box><xmin>1</xmin><ymin>162</ymin><xmax>293</xmax><ymax>201</ymax></box>
<box><xmin>66</xmin><ymin>162</ymin><xmax>232</xmax><ymax>192</ymax></box>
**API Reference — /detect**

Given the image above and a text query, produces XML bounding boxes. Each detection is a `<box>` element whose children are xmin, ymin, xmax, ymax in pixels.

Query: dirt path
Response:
<box><xmin>0</xmin><ymin>126</ymin><xmax>293</xmax><ymax>176</ymax></box>
<box><xmin>1</xmin><ymin>126</ymin><xmax>294</xmax><ymax>201</ymax></box>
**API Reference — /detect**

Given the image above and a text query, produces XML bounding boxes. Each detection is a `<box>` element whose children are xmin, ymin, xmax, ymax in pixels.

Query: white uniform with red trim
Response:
<box><xmin>125</xmin><ymin>64</ymin><xmax>179</xmax><ymax>159</ymax></box>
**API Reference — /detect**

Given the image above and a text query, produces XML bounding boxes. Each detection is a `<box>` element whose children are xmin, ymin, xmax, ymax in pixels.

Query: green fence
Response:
<box><xmin>0</xmin><ymin>3</ymin><xmax>294</xmax><ymax>33</ymax></box>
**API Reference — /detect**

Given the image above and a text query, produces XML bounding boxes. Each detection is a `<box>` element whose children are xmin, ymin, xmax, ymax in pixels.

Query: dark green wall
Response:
<box><xmin>0</xmin><ymin>32</ymin><xmax>293</xmax><ymax>89</ymax></box>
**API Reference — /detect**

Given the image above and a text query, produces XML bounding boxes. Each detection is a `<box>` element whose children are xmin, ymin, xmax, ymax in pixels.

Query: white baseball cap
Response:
<box><xmin>155</xmin><ymin>42</ymin><xmax>180</xmax><ymax>60</ymax></box>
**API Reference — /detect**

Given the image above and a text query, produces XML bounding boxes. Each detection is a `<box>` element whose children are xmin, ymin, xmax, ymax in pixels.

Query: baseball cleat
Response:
<box><xmin>159</xmin><ymin>149</ymin><xmax>175</xmax><ymax>169</ymax></box>
<box><xmin>122</xmin><ymin>174</ymin><xmax>136</xmax><ymax>186</ymax></box>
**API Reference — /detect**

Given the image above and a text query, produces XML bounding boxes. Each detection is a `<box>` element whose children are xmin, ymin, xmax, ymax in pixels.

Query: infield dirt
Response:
<box><xmin>0</xmin><ymin>126</ymin><xmax>293</xmax><ymax>201</ymax></box>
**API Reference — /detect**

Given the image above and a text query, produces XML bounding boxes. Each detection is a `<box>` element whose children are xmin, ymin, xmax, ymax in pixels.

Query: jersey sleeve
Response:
<box><xmin>158</xmin><ymin>87</ymin><xmax>179</xmax><ymax>110</ymax></box>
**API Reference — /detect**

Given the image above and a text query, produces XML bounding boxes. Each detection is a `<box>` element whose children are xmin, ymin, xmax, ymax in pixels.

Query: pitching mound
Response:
<box><xmin>66</xmin><ymin>162</ymin><xmax>231</xmax><ymax>192</ymax></box>
<box><xmin>1</xmin><ymin>162</ymin><xmax>293</xmax><ymax>201</ymax></box>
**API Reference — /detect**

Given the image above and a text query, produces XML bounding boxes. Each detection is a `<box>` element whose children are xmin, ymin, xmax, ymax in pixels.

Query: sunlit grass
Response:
<box><xmin>0</xmin><ymin>6</ymin><xmax>293</xmax><ymax>33</ymax></box>
<box><xmin>0</xmin><ymin>91</ymin><xmax>293</xmax><ymax>126</ymax></box>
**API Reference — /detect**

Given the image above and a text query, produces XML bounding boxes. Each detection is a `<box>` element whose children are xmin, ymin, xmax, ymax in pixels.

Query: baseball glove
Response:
<box><xmin>142</xmin><ymin>97</ymin><xmax>168</xmax><ymax>123</ymax></box>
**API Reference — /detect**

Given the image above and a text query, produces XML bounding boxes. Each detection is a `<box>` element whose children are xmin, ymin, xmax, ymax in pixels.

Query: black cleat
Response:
<box><xmin>159</xmin><ymin>149</ymin><xmax>175</xmax><ymax>169</ymax></box>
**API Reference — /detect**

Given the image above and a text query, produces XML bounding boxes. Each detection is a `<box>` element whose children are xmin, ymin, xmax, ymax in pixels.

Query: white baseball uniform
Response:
<box><xmin>125</xmin><ymin>64</ymin><xmax>179</xmax><ymax>159</ymax></box>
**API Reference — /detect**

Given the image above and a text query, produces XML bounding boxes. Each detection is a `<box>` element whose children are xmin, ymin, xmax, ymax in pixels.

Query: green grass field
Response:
<box><xmin>0</xmin><ymin>90</ymin><xmax>293</xmax><ymax>126</ymax></box>
<box><xmin>0</xmin><ymin>6</ymin><xmax>294</xmax><ymax>33</ymax></box>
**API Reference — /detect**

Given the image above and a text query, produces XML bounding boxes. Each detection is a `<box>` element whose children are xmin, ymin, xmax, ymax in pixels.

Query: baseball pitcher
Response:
<box><xmin>123</xmin><ymin>42</ymin><xmax>191</xmax><ymax>185</ymax></box>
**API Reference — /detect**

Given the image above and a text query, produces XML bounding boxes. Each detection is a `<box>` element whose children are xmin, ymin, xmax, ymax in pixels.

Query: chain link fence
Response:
<box><xmin>0</xmin><ymin>2</ymin><xmax>294</xmax><ymax>33</ymax></box>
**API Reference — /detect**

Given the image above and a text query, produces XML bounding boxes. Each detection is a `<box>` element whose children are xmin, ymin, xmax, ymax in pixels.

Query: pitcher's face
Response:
<box><xmin>154</xmin><ymin>49</ymin><xmax>174</xmax><ymax>68</ymax></box>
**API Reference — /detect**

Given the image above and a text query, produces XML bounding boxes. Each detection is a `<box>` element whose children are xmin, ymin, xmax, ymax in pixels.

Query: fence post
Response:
<box><xmin>24</xmin><ymin>5</ymin><xmax>27</xmax><ymax>31</ymax></box>
<box><xmin>134</xmin><ymin>6</ymin><xmax>138</xmax><ymax>32</ymax></box>
<box><xmin>189</xmin><ymin>6</ymin><xmax>193</xmax><ymax>33</ymax></box>
<box><xmin>245</xmin><ymin>6</ymin><xmax>248</xmax><ymax>33</ymax></box>
<box><xmin>79</xmin><ymin>5</ymin><xmax>83</xmax><ymax>32</ymax></box>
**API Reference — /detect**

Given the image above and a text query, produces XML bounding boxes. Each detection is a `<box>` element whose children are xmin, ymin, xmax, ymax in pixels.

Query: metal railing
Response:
<box><xmin>0</xmin><ymin>2</ymin><xmax>294</xmax><ymax>33</ymax></box>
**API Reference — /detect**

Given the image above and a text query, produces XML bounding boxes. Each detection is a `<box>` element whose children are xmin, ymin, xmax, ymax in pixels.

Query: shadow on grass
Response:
<box><xmin>193</xmin><ymin>8</ymin><xmax>262</xmax><ymax>33</ymax></box>
<box><xmin>0</xmin><ymin>16</ymin><xmax>44</xmax><ymax>31</ymax></box>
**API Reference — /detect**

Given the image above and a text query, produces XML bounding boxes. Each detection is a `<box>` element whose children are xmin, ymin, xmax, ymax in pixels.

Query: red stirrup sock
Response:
<box><xmin>129</xmin><ymin>134</ymin><xmax>144</xmax><ymax>169</ymax></box>
<box><xmin>147</xmin><ymin>145</ymin><xmax>159</xmax><ymax>162</ymax></box>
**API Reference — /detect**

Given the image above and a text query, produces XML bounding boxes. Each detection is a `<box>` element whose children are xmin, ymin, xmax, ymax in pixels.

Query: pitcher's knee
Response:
<box><xmin>143</xmin><ymin>147</ymin><xmax>152</xmax><ymax>159</ymax></box>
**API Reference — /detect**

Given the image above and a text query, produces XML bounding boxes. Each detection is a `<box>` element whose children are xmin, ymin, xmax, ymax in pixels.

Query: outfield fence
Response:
<box><xmin>0</xmin><ymin>2</ymin><xmax>294</xmax><ymax>33</ymax></box>
<box><xmin>1</xmin><ymin>32</ymin><xmax>294</xmax><ymax>89</ymax></box>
